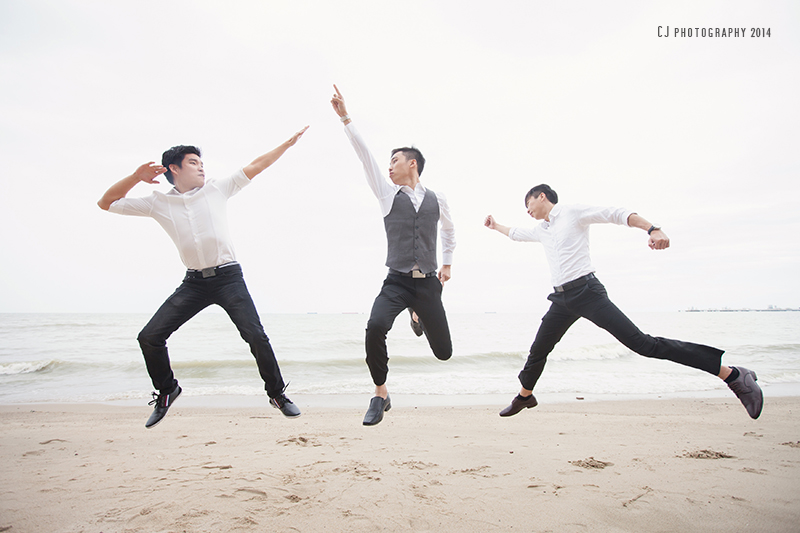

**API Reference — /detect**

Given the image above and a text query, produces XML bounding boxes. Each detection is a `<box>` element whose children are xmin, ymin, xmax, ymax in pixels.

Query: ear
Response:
<box><xmin>169</xmin><ymin>163</ymin><xmax>181</xmax><ymax>175</ymax></box>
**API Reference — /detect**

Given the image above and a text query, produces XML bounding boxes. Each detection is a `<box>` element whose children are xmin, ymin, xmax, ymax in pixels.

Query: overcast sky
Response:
<box><xmin>1</xmin><ymin>0</ymin><xmax>798</xmax><ymax>315</ymax></box>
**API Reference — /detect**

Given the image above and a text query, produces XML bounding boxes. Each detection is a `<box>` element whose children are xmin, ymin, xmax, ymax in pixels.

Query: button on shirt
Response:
<box><xmin>108</xmin><ymin>169</ymin><xmax>251</xmax><ymax>270</ymax></box>
<box><xmin>509</xmin><ymin>203</ymin><xmax>634</xmax><ymax>287</ymax></box>
<box><xmin>345</xmin><ymin>122</ymin><xmax>456</xmax><ymax>266</ymax></box>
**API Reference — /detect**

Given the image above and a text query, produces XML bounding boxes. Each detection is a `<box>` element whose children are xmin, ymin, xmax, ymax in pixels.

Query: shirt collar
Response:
<box><xmin>399</xmin><ymin>182</ymin><xmax>425</xmax><ymax>195</ymax></box>
<box><xmin>166</xmin><ymin>184</ymin><xmax>204</xmax><ymax>196</ymax></box>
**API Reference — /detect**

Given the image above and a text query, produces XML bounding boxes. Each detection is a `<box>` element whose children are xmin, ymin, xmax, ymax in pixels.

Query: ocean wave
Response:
<box><xmin>0</xmin><ymin>360</ymin><xmax>57</xmax><ymax>375</ymax></box>
<box><xmin>170</xmin><ymin>359</ymin><xmax>258</xmax><ymax>369</ymax></box>
<box><xmin>765</xmin><ymin>372</ymin><xmax>800</xmax><ymax>384</ymax></box>
<box><xmin>733</xmin><ymin>344</ymin><xmax>800</xmax><ymax>356</ymax></box>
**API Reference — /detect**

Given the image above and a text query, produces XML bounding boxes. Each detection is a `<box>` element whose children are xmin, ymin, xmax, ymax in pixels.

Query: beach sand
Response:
<box><xmin>1</xmin><ymin>396</ymin><xmax>799</xmax><ymax>533</ymax></box>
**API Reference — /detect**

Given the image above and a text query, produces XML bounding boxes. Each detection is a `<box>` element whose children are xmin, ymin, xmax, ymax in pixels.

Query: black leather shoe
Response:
<box><xmin>270</xmin><ymin>393</ymin><xmax>301</xmax><ymax>418</ymax></box>
<box><xmin>409</xmin><ymin>309</ymin><xmax>424</xmax><ymax>337</ymax></box>
<box><xmin>363</xmin><ymin>395</ymin><xmax>391</xmax><ymax>426</ymax></box>
<box><xmin>727</xmin><ymin>366</ymin><xmax>763</xmax><ymax>419</ymax></box>
<box><xmin>145</xmin><ymin>385</ymin><xmax>182</xmax><ymax>429</ymax></box>
<box><xmin>499</xmin><ymin>394</ymin><xmax>538</xmax><ymax>417</ymax></box>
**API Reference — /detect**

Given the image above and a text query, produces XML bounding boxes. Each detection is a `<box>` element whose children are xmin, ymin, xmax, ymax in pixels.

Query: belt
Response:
<box><xmin>554</xmin><ymin>273</ymin><xmax>595</xmax><ymax>293</ymax></box>
<box><xmin>186</xmin><ymin>263</ymin><xmax>240</xmax><ymax>279</ymax></box>
<box><xmin>389</xmin><ymin>269</ymin><xmax>437</xmax><ymax>279</ymax></box>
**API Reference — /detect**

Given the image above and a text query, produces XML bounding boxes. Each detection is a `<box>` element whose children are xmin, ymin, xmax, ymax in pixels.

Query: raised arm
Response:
<box><xmin>627</xmin><ymin>213</ymin><xmax>669</xmax><ymax>250</ymax></box>
<box><xmin>484</xmin><ymin>215</ymin><xmax>511</xmax><ymax>236</ymax></box>
<box><xmin>97</xmin><ymin>162</ymin><xmax>165</xmax><ymax>211</ymax></box>
<box><xmin>242</xmin><ymin>126</ymin><xmax>309</xmax><ymax>180</ymax></box>
<box><xmin>331</xmin><ymin>84</ymin><xmax>351</xmax><ymax>125</ymax></box>
<box><xmin>331</xmin><ymin>84</ymin><xmax>397</xmax><ymax>213</ymax></box>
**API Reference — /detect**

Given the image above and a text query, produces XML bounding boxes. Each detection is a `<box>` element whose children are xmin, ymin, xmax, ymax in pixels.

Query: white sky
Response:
<box><xmin>1</xmin><ymin>0</ymin><xmax>798</xmax><ymax>315</ymax></box>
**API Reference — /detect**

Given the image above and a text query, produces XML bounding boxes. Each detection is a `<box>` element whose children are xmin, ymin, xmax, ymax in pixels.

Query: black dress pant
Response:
<box><xmin>136</xmin><ymin>264</ymin><xmax>287</xmax><ymax>398</ymax></box>
<box><xmin>519</xmin><ymin>276</ymin><xmax>724</xmax><ymax>391</ymax></box>
<box><xmin>365</xmin><ymin>273</ymin><xmax>452</xmax><ymax>386</ymax></box>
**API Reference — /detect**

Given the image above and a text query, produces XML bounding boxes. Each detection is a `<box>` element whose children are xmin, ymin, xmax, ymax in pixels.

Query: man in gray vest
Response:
<box><xmin>331</xmin><ymin>85</ymin><xmax>456</xmax><ymax>426</ymax></box>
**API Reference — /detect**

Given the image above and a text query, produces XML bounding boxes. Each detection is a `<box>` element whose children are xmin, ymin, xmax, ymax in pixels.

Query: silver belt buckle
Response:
<box><xmin>201</xmin><ymin>267</ymin><xmax>216</xmax><ymax>278</ymax></box>
<box><xmin>412</xmin><ymin>270</ymin><xmax>425</xmax><ymax>279</ymax></box>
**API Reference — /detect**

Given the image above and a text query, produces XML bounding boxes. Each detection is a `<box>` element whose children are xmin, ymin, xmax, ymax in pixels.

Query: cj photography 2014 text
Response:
<box><xmin>657</xmin><ymin>26</ymin><xmax>771</xmax><ymax>38</ymax></box>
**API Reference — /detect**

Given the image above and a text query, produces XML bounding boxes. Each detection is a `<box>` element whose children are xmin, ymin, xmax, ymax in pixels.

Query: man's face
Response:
<box><xmin>526</xmin><ymin>193</ymin><xmax>548</xmax><ymax>220</ymax></box>
<box><xmin>171</xmin><ymin>154</ymin><xmax>205</xmax><ymax>191</ymax></box>
<box><xmin>388</xmin><ymin>151</ymin><xmax>415</xmax><ymax>185</ymax></box>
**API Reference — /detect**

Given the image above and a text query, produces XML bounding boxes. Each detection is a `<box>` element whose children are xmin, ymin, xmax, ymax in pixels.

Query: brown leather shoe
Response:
<box><xmin>499</xmin><ymin>394</ymin><xmax>538</xmax><ymax>417</ymax></box>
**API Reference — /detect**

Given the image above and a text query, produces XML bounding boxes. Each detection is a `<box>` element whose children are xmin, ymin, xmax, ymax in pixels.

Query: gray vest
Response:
<box><xmin>384</xmin><ymin>188</ymin><xmax>440</xmax><ymax>274</ymax></box>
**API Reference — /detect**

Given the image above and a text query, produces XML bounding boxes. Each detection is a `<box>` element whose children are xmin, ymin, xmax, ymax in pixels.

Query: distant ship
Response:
<box><xmin>683</xmin><ymin>306</ymin><xmax>799</xmax><ymax>312</ymax></box>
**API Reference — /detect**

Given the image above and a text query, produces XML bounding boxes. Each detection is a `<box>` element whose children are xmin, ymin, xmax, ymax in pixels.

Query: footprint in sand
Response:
<box><xmin>39</xmin><ymin>439</ymin><xmax>67</xmax><ymax>445</ymax></box>
<box><xmin>23</xmin><ymin>450</ymin><xmax>45</xmax><ymax>457</ymax></box>
<box><xmin>680</xmin><ymin>449</ymin><xmax>734</xmax><ymax>459</ymax></box>
<box><xmin>278</xmin><ymin>436</ymin><xmax>322</xmax><ymax>447</ymax></box>
<box><xmin>392</xmin><ymin>460</ymin><xmax>438</xmax><ymax>470</ymax></box>
<box><xmin>569</xmin><ymin>457</ymin><xmax>614</xmax><ymax>469</ymax></box>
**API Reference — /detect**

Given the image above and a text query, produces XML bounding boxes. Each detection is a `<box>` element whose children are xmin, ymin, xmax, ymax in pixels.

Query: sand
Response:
<box><xmin>1</xmin><ymin>396</ymin><xmax>799</xmax><ymax>533</ymax></box>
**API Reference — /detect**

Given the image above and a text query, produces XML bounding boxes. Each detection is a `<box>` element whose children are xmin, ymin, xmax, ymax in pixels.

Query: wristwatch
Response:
<box><xmin>647</xmin><ymin>225</ymin><xmax>661</xmax><ymax>235</ymax></box>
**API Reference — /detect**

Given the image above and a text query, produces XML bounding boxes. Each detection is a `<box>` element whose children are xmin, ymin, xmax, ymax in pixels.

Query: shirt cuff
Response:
<box><xmin>107</xmin><ymin>199</ymin><xmax>124</xmax><ymax>214</ymax></box>
<box><xmin>622</xmin><ymin>209</ymin><xmax>636</xmax><ymax>226</ymax></box>
<box><xmin>234</xmin><ymin>168</ymin><xmax>251</xmax><ymax>187</ymax></box>
<box><xmin>441</xmin><ymin>252</ymin><xmax>454</xmax><ymax>266</ymax></box>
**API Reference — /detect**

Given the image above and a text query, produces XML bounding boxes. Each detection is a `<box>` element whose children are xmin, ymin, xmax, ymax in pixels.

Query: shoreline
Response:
<box><xmin>2</xmin><ymin>381</ymin><xmax>798</xmax><ymax>409</ymax></box>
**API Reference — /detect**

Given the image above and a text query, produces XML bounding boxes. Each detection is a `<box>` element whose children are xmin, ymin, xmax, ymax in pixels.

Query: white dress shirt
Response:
<box><xmin>509</xmin><ymin>203</ymin><xmax>634</xmax><ymax>287</ymax></box>
<box><xmin>345</xmin><ymin>122</ymin><xmax>456</xmax><ymax>266</ymax></box>
<box><xmin>109</xmin><ymin>169</ymin><xmax>251</xmax><ymax>270</ymax></box>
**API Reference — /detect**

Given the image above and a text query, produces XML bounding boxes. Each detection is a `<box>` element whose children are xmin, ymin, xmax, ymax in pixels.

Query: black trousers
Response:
<box><xmin>519</xmin><ymin>276</ymin><xmax>724</xmax><ymax>391</ymax></box>
<box><xmin>137</xmin><ymin>264</ymin><xmax>287</xmax><ymax>398</ymax></box>
<box><xmin>365</xmin><ymin>273</ymin><xmax>453</xmax><ymax>386</ymax></box>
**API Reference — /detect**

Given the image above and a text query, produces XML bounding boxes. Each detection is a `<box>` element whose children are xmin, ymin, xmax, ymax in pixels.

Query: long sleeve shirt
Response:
<box><xmin>509</xmin><ymin>203</ymin><xmax>634</xmax><ymax>287</ymax></box>
<box><xmin>108</xmin><ymin>169</ymin><xmax>250</xmax><ymax>270</ymax></box>
<box><xmin>344</xmin><ymin>122</ymin><xmax>456</xmax><ymax>266</ymax></box>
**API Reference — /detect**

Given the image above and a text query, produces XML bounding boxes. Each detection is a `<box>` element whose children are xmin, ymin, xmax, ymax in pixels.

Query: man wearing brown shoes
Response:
<box><xmin>485</xmin><ymin>184</ymin><xmax>763</xmax><ymax>420</ymax></box>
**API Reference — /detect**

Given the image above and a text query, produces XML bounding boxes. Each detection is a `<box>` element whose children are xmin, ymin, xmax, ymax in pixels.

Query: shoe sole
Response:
<box><xmin>271</xmin><ymin>399</ymin><xmax>302</xmax><ymax>418</ymax></box>
<box><xmin>499</xmin><ymin>398</ymin><xmax>538</xmax><ymax>417</ymax></box>
<box><xmin>743</xmin><ymin>371</ymin><xmax>763</xmax><ymax>419</ymax></box>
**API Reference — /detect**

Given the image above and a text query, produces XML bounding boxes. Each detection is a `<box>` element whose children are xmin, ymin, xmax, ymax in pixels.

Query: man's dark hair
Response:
<box><xmin>525</xmin><ymin>184</ymin><xmax>558</xmax><ymax>205</ymax></box>
<box><xmin>161</xmin><ymin>145</ymin><xmax>202</xmax><ymax>185</ymax></box>
<box><xmin>391</xmin><ymin>146</ymin><xmax>426</xmax><ymax>176</ymax></box>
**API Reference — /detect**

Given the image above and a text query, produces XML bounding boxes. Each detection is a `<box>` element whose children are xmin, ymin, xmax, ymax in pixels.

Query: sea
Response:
<box><xmin>1</xmin><ymin>311</ymin><xmax>799</xmax><ymax>406</ymax></box>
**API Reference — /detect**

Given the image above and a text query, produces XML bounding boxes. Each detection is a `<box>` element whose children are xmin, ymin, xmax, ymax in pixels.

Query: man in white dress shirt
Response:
<box><xmin>98</xmin><ymin>126</ymin><xmax>307</xmax><ymax>428</ymax></box>
<box><xmin>485</xmin><ymin>184</ymin><xmax>763</xmax><ymax>420</ymax></box>
<box><xmin>331</xmin><ymin>85</ymin><xmax>456</xmax><ymax>426</ymax></box>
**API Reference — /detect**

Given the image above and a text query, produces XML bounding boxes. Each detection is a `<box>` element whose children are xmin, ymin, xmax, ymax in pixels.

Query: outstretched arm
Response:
<box><xmin>97</xmin><ymin>162</ymin><xmax>165</xmax><ymax>211</ymax></box>
<box><xmin>484</xmin><ymin>215</ymin><xmax>511</xmax><ymax>236</ymax></box>
<box><xmin>627</xmin><ymin>213</ymin><xmax>669</xmax><ymax>250</ymax></box>
<box><xmin>243</xmin><ymin>126</ymin><xmax>309</xmax><ymax>180</ymax></box>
